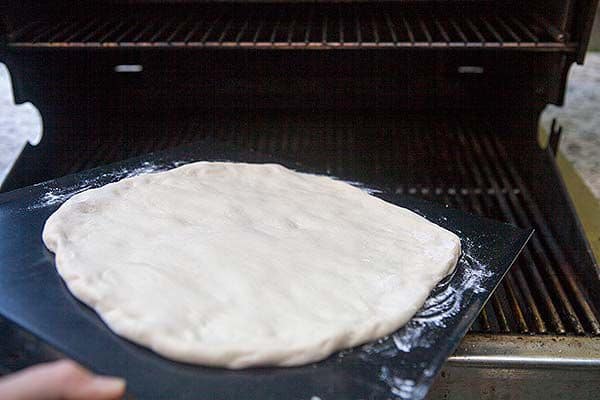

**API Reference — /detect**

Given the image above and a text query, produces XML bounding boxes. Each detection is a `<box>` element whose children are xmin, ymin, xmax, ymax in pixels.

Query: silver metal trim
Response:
<box><xmin>447</xmin><ymin>334</ymin><xmax>600</xmax><ymax>369</ymax></box>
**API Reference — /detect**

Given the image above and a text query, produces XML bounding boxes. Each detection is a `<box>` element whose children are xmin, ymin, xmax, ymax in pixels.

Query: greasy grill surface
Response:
<box><xmin>8</xmin><ymin>3</ymin><xmax>572</xmax><ymax>50</ymax></box>
<box><xmin>45</xmin><ymin>112</ymin><xmax>600</xmax><ymax>337</ymax></box>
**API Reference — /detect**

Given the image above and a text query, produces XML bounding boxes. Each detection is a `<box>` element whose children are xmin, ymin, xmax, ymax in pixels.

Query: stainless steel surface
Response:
<box><xmin>449</xmin><ymin>334</ymin><xmax>600</xmax><ymax>367</ymax></box>
<box><xmin>428</xmin><ymin>334</ymin><xmax>600</xmax><ymax>399</ymax></box>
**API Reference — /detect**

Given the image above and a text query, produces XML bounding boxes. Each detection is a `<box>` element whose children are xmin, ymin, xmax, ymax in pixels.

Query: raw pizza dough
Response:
<box><xmin>43</xmin><ymin>162</ymin><xmax>461</xmax><ymax>368</ymax></box>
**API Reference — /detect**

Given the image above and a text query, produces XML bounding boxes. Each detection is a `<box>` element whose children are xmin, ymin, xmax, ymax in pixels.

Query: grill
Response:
<box><xmin>13</xmin><ymin>112</ymin><xmax>599</xmax><ymax>336</ymax></box>
<box><xmin>1</xmin><ymin>0</ymin><xmax>600</xmax><ymax>398</ymax></box>
<box><xmin>7</xmin><ymin>4</ymin><xmax>571</xmax><ymax>50</ymax></box>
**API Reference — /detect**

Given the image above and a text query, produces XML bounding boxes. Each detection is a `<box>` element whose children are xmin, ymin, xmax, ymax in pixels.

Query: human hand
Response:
<box><xmin>0</xmin><ymin>359</ymin><xmax>125</xmax><ymax>400</ymax></box>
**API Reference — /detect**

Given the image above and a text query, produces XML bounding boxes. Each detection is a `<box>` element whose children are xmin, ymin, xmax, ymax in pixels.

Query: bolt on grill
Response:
<box><xmin>8</xmin><ymin>4</ymin><xmax>573</xmax><ymax>50</ymax></box>
<box><xmin>52</xmin><ymin>112</ymin><xmax>600</xmax><ymax>336</ymax></box>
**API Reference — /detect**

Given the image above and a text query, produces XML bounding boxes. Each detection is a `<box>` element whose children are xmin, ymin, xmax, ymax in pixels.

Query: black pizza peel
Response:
<box><xmin>0</xmin><ymin>139</ymin><xmax>532</xmax><ymax>400</ymax></box>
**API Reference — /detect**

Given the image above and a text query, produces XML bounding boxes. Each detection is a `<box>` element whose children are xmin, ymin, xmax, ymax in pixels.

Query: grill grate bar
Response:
<box><xmin>491</xmin><ymin>294</ymin><xmax>511</xmax><ymax>332</ymax></box>
<box><xmin>288</xmin><ymin>16</ymin><xmax>298</xmax><ymax>45</ymax></box>
<box><xmin>9</xmin><ymin>5</ymin><xmax>573</xmax><ymax>50</ymax></box>
<box><xmin>218</xmin><ymin>18</ymin><xmax>234</xmax><ymax>44</ymax></box>
<box><xmin>481</xmin><ymin>17</ymin><xmax>504</xmax><ymax>44</ymax></box>
<box><xmin>461</xmin><ymin>126</ymin><xmax>585</xmax><ymax>333</ymax></box>
<box><xmin>510</xmin><ymin>16</ymin><xmax>538</xmax><ymax>43</ymax></box>
<box><xmin>495</xmin><ymin>15</ymin><xmax>521</xmax><ymax>43</ymax></box>
<box><xmin>514</xmin><ymin>260</ymin><xmax>548</xmax><ymax>332</ymax></box>
<box><xmin>401</xmin><ymin>16</ymin><xmax>416</xmax><ymax>45</ymax></box>
<box><xmin>29</xmin><ymin>20</ymin><xmax>72</xmax><ymax>44</ymax></box>
<box><xmin>465</xmin><ymin>18</ymin><xmax>486</xmax><ymax>45</ymax></box>
<box><xmin>438</xmin><ymin>132</ymin><xmax>520</xmax><ymax>333</ymax></box>
<box><xmin>96</xmin><ymin>20</ymin><xmax>127</xmax><ymax>44</ymax></box>
<box><xmin>149</xmin><ymin>18</ymin><xmax>175</xmax><ymax>43</ymax></box>
<box><xmin>445</xmin><ymin>121</ymin><xmax>566</xmax><ymax>333</ymax></box>
<box><xmin>254</xmin><ymin>19</ymin><xmax>265</xmax><ymax>44</ymax></box>
<box><xmin>129</xmin><ymin>19</ymin><xmax>158</xmax><ymax>43</ymax></box>
<box><xmin>304</xmin><ymin>7</ymin><xmax>315</xmax><ymax>45</ymax></box>
<box><xmin>79</xmin><ymin>19</ymin><xmax>115</xmax><ymax>43</ymax></box>
<box><xmin>9</xmin><ymin>21</ymin><xmax>43</xmax><ymax>42</ymax></box>
<box><xmin>459</xmin><ymin>126</ymin><xmax>569</xmax><ymax>332</ymax></box>
<box><xmin>385</xmin><ymin>13</ymin><xmax>398</xmax><ymax>44</ymax></box>
<box><xmin>45</xmin><ymin>20</ymin><xmax>86</xmax><ymax>43</ymax></box>
<box><xmin>504</xmin><ymin>274</ymin><xmax>530</xmax><ymax>333</ymax></box>
<box><xmin>489</xmin><ymin>137</ymin><xmax>600</xmax><ymax>334</ymax></box>
<box><xmin>478</xmin><ymin>307</ymin><xmax>492</xmax><ymax>332</ymax></box>
<box><xmin>109</xmin><ymin>20</ymin><xmax>138</xmax><ymax>44</ymax></box>
<box><xmin>338</xmin><ymin>13</ymin><xmax>344</xmax><ymax>45</ymax></box>
<box><xmin>419</xmin><ymin>18</ymin><xmax>432</xmax><ymax>45</ymax></box>
<box><xmin>355</xmin><ymin>14</ymin><xmax>363</xmax><ymax>45</ymax></box>
<box><xmin>434</xmin><ymin>19</ymin><xmax>451</xmax><ymax>43</ymax></box>
<box><xmin>269</xmin><ymin>13</ymin><xmax>283</xmax><ymax>44</ymax></box>
<box><xmin>166</xmin><ymin>17</ymin><xmax>192</xmax><ymax>43</ymax></box>
<box><xmin>236</xmin><ymin>19</ymin><xmax>250</xmax><ymax>44</ymax></box>
<box><xmin>200</xmin><ymin>14</ymin><xmax>223</xmax><ymax>44</ymax></box>
<box><xmin>182</xmin><ymin>20</ymin><xmax>204</xmax><ymax>44</ymax></box>
<box><xmin>442</xmin><ymin>141</ymin><xmax>554</xmax><ymax>332</ymax></box>
<box><xmin>515</xmin><ymin>243</ymin><xmax>565</xmax><ymax>331</ymax></box>
<box><xmin>481</xmin><ymin>135</ymin><xmax>594</xmax><ymax>332</ymax></box>
<box><xmin>449</xmin><ymin>18</ymin><xmax>468</xmax><ymax>44</ymax></box>
<box><xmin>371</xmin><ymin>15</ymin><xmax>381</xmax><ymax>45</ymax></box>
<box><xmin>430</xmin><ymin>137</ymin><xmax>499</xmax><ymax>332</ymax></box>
<box><xmin>65</xmin><ymin>18</ymin><xmax>102</xmax><ymax>43</ymax></box>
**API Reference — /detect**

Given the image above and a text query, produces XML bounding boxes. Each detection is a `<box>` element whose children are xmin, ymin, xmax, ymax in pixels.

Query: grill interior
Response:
<box><xmin>7</xmin><ymin>3</ymin><xmax>572</xmax><ymax>50</ymax></box>
<box><xmin>22</xmin><ymin>111</ymin><xmax>600</xmax><ymax>336</ymax></box>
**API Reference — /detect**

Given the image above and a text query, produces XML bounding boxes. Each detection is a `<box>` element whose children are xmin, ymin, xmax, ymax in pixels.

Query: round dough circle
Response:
<box><xmin>43</xmin><ymin>162</ymin><xmax>461</xmax><ymax>368</ymax></box>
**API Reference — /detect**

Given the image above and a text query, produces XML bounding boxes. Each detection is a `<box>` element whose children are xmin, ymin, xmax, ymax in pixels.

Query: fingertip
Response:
<box><xmin>89</xmin><ymin>375</ymin><xmax>127</xmax><ymax>398</ymax></box>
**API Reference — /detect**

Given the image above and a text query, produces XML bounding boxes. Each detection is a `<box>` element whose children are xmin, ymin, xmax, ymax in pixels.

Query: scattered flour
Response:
<box><xmin>29</xmin><ymin>162</ymin><xmax>381</xmax><ymax>211</ymax></box>
<box><xmin>359</xmin><ymin>237</ymin><xmax>490</xmax><ymax>358</ymax></box>
<box><xmin>29</xmin><ymin>161</ymin><xmax>187</xmax><ymax>210</ymax></box>
<box><xmin>379</xmin><ymin>366</ymin><xmax>417</xmax><ymax>400</ymax></box>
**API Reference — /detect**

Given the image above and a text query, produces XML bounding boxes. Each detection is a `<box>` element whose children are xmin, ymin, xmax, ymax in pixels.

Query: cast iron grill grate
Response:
<box><xmin>8</xmin><ymin>3</ymin><xmax>573</xmax><ymax>50</ymax></box>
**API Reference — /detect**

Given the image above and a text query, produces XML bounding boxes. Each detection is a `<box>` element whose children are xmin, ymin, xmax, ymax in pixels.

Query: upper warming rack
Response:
<box><xmin>6</xmin><ymin>3</ymin><xmax>574</xmax><ymax>50</ymax></box>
